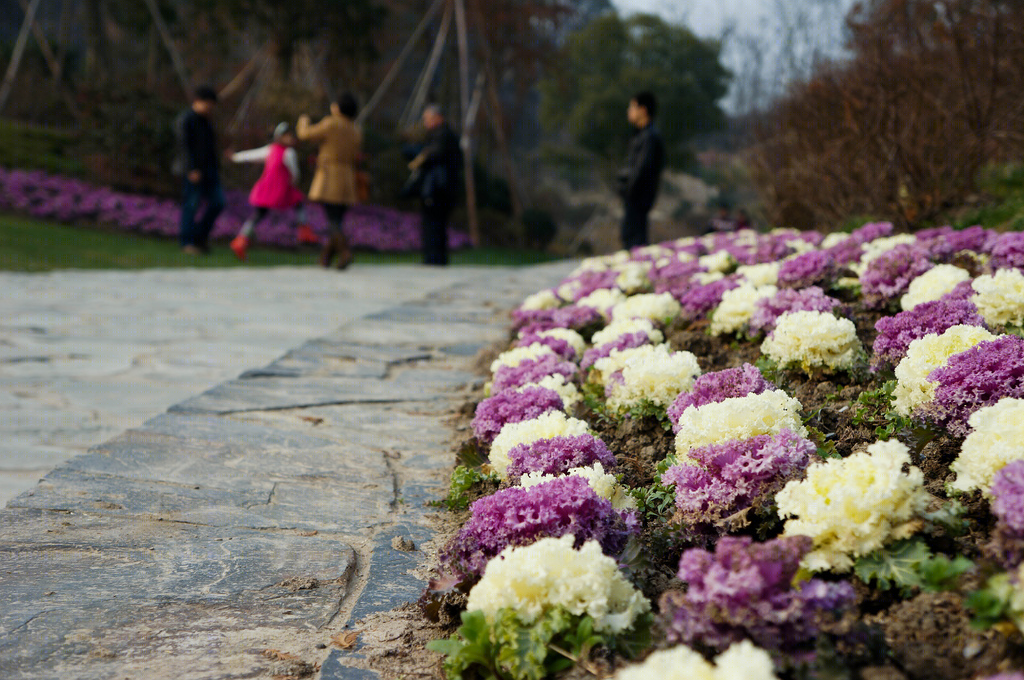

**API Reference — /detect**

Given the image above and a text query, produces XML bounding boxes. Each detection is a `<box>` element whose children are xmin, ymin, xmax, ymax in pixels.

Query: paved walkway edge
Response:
<box><xmin>0</xmin><ymin>262</ymin><xmax>575</xmax><ymax>680</ymax></box>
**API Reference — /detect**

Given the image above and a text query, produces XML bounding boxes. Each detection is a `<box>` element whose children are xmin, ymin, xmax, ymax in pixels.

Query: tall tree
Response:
<box><xmin>538</xmin><ymin>12</ymin><xmax>730</xmax><ymax>167</ymax></box>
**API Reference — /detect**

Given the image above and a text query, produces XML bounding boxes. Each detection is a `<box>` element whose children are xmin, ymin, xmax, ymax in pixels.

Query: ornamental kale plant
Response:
<box><xmin>747</xmin><ymin>287</ymin><xmax>842</xmax><ymax>337</ymax></box>
<box><xmin>917</xmin><ymin>225</ymin><xmax>996</xmax><ymax>261</ymax></box>
<box><xmin>985</xmin><ymin>460</ymin><xmax>1024</xmax><ymax>568</ymax></box>
<box><xmin>439</xmin><ymin>476</ymin><xmax>635</xmax><ymax>578</ymax></box>
<box><xmin>490</xmin><ymin>355</ymin><xmax>580</xmax><ymax>394</ymax></box>
<box><xmin>512</xmin><ymin>305</ymin><xmax>604</xmax><ymax>337</ymax></box>
<box><xmin>515</xmin><ymin>332</ymin><xmax>579</xmax><ymax>361</ymax></box>
<box><xmin>581</xmin><ymin>331</ymin><xmax>652</xmax><ymax>371</ymax></box>
<box><xmin>504</xmin><ymin>434</ymin><xmax>617</xmax><ymax>484</ymax></box>
<box><xmin>871</xmin><ymin>297</ymin><xmax>988</xmax><ymax>371</ymax></box>
<box><xmin>472</xmin><ymin>386</ymin><xmax>565</xmax><ymax>445</ymax></box>
<box><xmin>667</xmin><ymin>364</ymin><xmax>775</xmax><ymax>432</ymax></box>
<box><xmin>660</xmin><ymin>429</ymin><xmax>814</xmax><ymax>532</ymax></box>
<box><xmin>776</xmin><ymin>250</ymin><xmax>838</xmax><ymax>290</ymax></box>
<box><xmin>859</xmin><ymin>243</ymin><xmax>934</xmax><ymax>309</ymax></box>
<box><xmin>658</xmin><ymin>535</ymin><xmax>855</xmax><ymax>654</ymax></box>
<box><xmin>989</xmin><ymin>232</ymin><xmax>1024</xmax><ymax>271</ymax></box>
<box><xmin>677</xmin><ymin>277</ymin><xmax>741</xmax><ymax>321</ymax></box>
<box><xmin>921</xmin><ymin>334</ymin><xmax>1024</xmax><ymax>436</ymax></box>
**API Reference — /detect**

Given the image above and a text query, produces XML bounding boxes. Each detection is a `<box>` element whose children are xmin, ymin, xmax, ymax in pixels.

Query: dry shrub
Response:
<box><xmin>748</xmin><ymin>0</ymin><xmax>1024</xmax><ymax>230</ymax></box>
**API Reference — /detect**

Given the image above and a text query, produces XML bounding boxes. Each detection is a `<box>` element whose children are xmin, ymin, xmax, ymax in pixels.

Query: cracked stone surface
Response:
<box><xmin>0</xmin><ymin>261</ymin><xmax>575</xmax><ymax>679</ymax></box>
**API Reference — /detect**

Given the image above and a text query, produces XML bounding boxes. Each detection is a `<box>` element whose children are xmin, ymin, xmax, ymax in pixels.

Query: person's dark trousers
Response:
<box><xmin>179</xmin><ymin>175</ymin><xmax>225</xmax><ymax>250</ymax></box>
<box><xmin>621</xmin><ymin>201</ymin><xmax>650</xmax><ymax>250</ymax></box>
<box><xmin>421</xmin><ymin>203</ymin><xmax>452</xmax><ymax>266</ymax></box>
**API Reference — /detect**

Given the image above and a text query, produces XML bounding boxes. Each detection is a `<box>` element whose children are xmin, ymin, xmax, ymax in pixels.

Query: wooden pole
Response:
<box><xmin>401</xmin><ymin>0</ymin><xmax>453</xmax><ymax>129</ymax></box>
<box><xmin>469</xmin><ymin>0</ymin><xmax>523</xmax><ymax>220</ymax></box>
<box><xmin>356</xmin><ymin>0</ymin><xmax>446</xmax><ymax>125</ymax></box>
<box><xmin>454</xmin><ymin>0</ymin><xmax>479</xmax><ymax>246</ymax></box>
<box><xmin>142</xmin><ymin>0</ymin><xmax>191</xmax><ymax>97</ymax></box>
<box><xmin>219</xmin><ymin>44</ymin><xmax>268</xmax><ymax>101</ymax></box>
<box><xmin>0</xmin><ymin>0</ymin><xmax>42</xmax><ymax>113</ymax></box>
<box><xmin>14</xmin><ymin>0</ymin><xmax>81</xmax><ymax>118</ymax></box>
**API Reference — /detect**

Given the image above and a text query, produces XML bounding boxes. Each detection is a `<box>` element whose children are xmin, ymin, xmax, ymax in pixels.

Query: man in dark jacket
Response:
<box><xmin>617</xmin><ymin>91</ymin><xmax>665</xmax><ymax>250</ymax></box>
<box><xmin>174</xmin><ymin>85</ymin><xmax>225</xmax><ymax>255</ymax></box>
<box><xmin>409</xmin><ymin>104</ymin><xmax>462</xmax><ymax>266</ymax></box>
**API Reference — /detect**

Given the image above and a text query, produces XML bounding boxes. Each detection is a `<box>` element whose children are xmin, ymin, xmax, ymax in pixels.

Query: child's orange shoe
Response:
<box><xmin>230</xmin><ymin>235</ymin><xmax>249</xmax><ymax>261</ymax></box>
<box><xmin>296</xmin><ymin>224</ymin><xmax>319</xmax><ymax>245</ymax></box>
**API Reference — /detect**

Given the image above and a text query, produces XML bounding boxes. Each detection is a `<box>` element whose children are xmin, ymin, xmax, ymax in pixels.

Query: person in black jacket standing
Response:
<box><xmin>174</xmin><ymin>86</ymin><xmax>225</xmax><ymax>255</ymax></box>
<box><xmin>408</xmin><ymin>104</ymin><xmax>462</xmax><ymax>266</ymax></box>
<box><xmin>617</xmin><ymin>91</ymin><xmax>665</xmax><ymax>250</ymax></box>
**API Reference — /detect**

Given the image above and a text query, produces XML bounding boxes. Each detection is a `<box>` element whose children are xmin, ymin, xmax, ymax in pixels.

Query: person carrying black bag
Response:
<box><xmin>407</xmin><ymin>104</ymin><xmax>462</xmax><ymax>266</ymax></box>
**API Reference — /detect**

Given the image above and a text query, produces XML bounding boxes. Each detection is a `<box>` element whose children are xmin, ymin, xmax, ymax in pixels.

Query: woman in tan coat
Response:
<box><xmin>297</xmin><ymin>92</ymin><xmax>362</xmax><ymax>269</ymax></box>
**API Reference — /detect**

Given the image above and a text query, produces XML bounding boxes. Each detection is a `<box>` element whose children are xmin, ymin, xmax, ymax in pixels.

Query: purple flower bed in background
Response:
<box><xmin>661</xmin><ymin>429</ymin><xmax>814</xmax><ymax>530</ymax></box>
<box><xmin>0</xmin><ymin>166</ymin><xmax>470</xmax><ymax>251</ymax></box>
<box><xmin>471</xmin><ymin>386</ymin><xmax>565</xmax><ymax>445</ymax></box>
<box><xmin>871</xmin><ymin>297</ymin><xmax>987</xmax><ymax>371</ymax></box>
<box><xmin>439</xmin><ymin>475</ymin><xmax>635</xmax><ymax>577</ymax></box>
<box><xmin>668</xmin><ymin>364</ymin><xmax>775</xmax><ymax>431</ymax></box>
<box><xmin>659</xmin><ymin>535</ymin><xmax>855</xmax><ymax>654</ymax></box>
<box><xmin>504</xmin><ymin>434</ymin><xmax>617</xmax><ymax>483</ymax></box>
<box><xmin>704</xmin><ymin>230</ymin><xmax>796</xmax><ymax>266</ymax></box>
<box><xmin>922</xmin><ymin>334</ymin><xmax>1024</xmax><ymax>436</ymax></box>
<box><xmin>748</xmin><ymin>287</ymin><xmax>842</xmax><ymax>337</ymax></box>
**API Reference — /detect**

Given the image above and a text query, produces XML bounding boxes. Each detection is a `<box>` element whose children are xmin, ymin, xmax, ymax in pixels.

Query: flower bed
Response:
<box><xmin>0</xmin><ymin>166</ymin><xmax>470</xmax><ymax>251</ymax></box>
<box><xmin>421</xmin><ymin>223</ymin><xmax>1024</xmax><ymax>679</ymax></box>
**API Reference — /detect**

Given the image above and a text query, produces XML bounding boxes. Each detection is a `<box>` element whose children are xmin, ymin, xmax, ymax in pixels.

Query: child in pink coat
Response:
<box><xmin>229</xmin><ymin>122</ymin><xmax>316</xmax><ymax>261</ymax></box>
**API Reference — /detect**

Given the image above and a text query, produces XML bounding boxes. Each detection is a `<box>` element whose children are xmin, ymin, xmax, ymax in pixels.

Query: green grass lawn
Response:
<box><xmin>0</xmin><ymin>214</ymin><xmax>561</xmax><ymax>271</ymax></box>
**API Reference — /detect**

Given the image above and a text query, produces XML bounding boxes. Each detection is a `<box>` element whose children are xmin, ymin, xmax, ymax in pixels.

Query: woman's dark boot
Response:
<box><xmin>336</xmin><ymin>235</ymin><xmax>353</xmax><ymax>270</ymax></box>
<box><xmin>319</xmin><ymin>236</ymin><xmax>337</xmax><ymax>268</ymax></box>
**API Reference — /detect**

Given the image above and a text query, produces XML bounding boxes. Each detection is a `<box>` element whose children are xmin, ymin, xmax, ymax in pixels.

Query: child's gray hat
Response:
<box><xmin>273</xmin><ymin>122</ymin><xmax>292</xmax><ymax>139</ymax></box>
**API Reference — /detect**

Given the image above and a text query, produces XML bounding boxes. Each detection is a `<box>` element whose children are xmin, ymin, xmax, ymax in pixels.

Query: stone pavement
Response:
<box><xmin>0</xmin><ymin>262</ymin><xmax>575</xmax><ymax>679</ymax></box>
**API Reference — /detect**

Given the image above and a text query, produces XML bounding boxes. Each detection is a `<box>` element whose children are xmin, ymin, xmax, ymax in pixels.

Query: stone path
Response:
<box><xmin>0</xmin><ymin>262</ymin><xmax>575</xmax><ymax>679</ymax></box>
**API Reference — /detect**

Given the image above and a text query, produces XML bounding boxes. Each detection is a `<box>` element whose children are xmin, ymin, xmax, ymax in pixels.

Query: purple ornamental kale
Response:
<box><xmin>777</xmin><ymin>250</ymin><xmax>838</xmax><ymax>290</ymax></box>
<box><xmin>512</xmin><ymin>305</ymin><xmax>604</xmax><ymax>338</ymax></box>
<box><xmin>849</xmin><ymin>221</ymin><xmax>895</xmax><ymax>244</ymax></box>
<box><xmin>678</xmin><ymin>277</ymin><xmax>742</xmax><ymax>321</ymax></box>
<box><xmin>659</xmin><ymin>535</ymin><xmax>855</xmax><ymax>653</ymax></box>
<box><xmin>986</xmin><ymin>460</ymin><xmax>1024</xmax><ymax>568</ymax></box>
<box><xmin>580</xmin><ymin>331</ymin><xmax>652</xmax><ymax>370</ymax></box>
<box><xmin>992</xmin><ymin>461</ymin><xmax>1024</xmax><ymax>534</ymax></box>
<box><xmin>516</xmin><ymin>332</ymin><xmax>578</xmax><ymax>361</ymax></box>
<box><xmin>917</xmin><ymin>225</ymin><xmax>996</xmax><ymax>261</ymax></box>
<box><xmin>440</xmin><ymin>475</ymin><xmax>635</xmax><ymax>577</ymax></box>
<box><xmin>704</xmin><ymin>231</ymin><xmax>796</xmax><ymax>266</ymax></box>
<box><xmin>748</xmin><ymin>287</ymin><xmax>842</xmax><ymax>337</ymax></box>
<box><xmin>471</xmin><ymin>386</ymin><xmax>565</xmax><ymax>445</ymax></box>
<box><xmin>650</xmin><ymin>259</ymin><xmax>703</xmax><ymax>297</ymax></box>
<box><xmin>560</xmin><ymin>270</ymin><xmax>621</xmax><ymax>302</ymax></box>
<box><xmin>859</xmin><ymin>243</ymin><xmax>934</xmax><ymax>309</ymax></box>
<box><xmin>921</xmin><ymin>334</ymin><xmax>1024</xmax><ymax>436</ymax></box>
<box><xmin>490</xmin><ymin>355</ymin><xmax>580</xmax><ymax>394</ymax></box>
<box><xmin>989</xmin><ymin>232</ymin><xmax>1024</xmax><ymax>271</ymax></box>
<box><xmin>871</xmin><ymin>297</ymin><xmax>987</xmax><ymax>371</ymax></box>
<box><xmin>667</xmin><ymin>364</ymin><xmax>775</xmax><ymax>431</ymax></box>
<box><xmin>504</xmin><ymin>434</ymin><xmax>618</xmax><ymax>483</ymax></box>
<box><xmin>660</xmin><ymin>429</ymin><xmax>814</xmax><ymax>529</ymax></box>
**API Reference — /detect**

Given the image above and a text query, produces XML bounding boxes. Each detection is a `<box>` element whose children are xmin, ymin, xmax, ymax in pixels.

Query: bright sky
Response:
<box><xmin>610</xmin><ymin>0</ymin><xmax>773</xmax><ymax>39</ymax></box>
